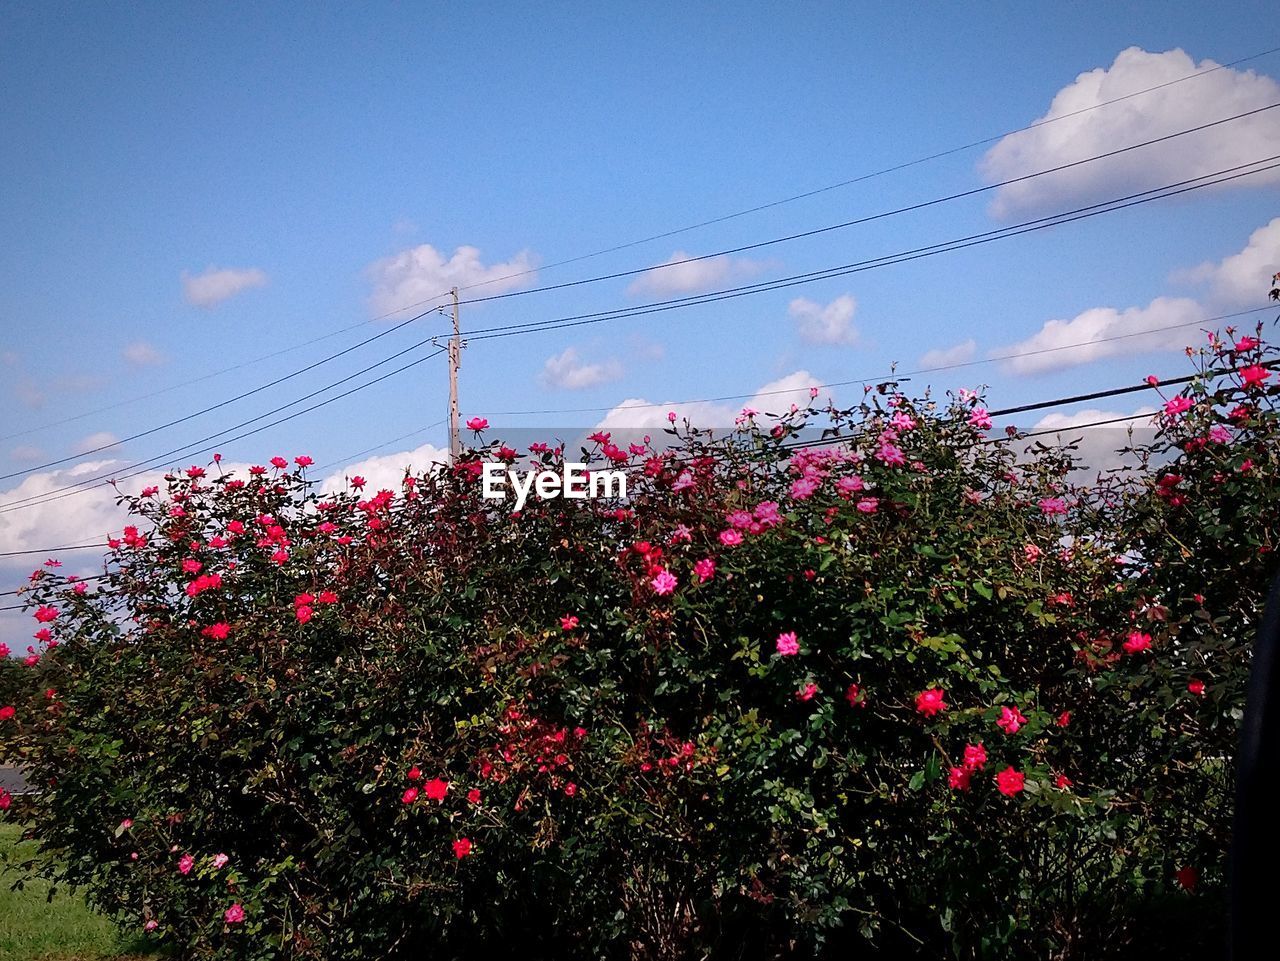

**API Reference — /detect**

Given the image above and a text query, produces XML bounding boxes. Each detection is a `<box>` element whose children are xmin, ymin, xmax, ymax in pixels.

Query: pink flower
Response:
<box><xmin>144</xmin><ymin>920</ymin><xmax>158</xmax><ymax>932</ymax></box>
<box><xmin>719</xmin><ymin>529</ymin><xmax>743</xmax><ymax>547</ymax></box>
<box><xmin>875</xmin><ymin>442</ymin><xmax>906</xmax><ymax>466</ymax></box>
<box><xmin>224</xmin><ymin>904</ymin><xmax>245</xmax><ymax>924</ymax></box>
<box><xmin>401</xmin><ymin>787</ymin><xmax>419</xmax><ymax>804</ymax></box>
<box><xmin>270</xmin><ymin>456</ymin><xmax>288</xmax><ymax>469</ymax></box>
<box><xmin>1163</xmin><ymin>395</ymin><xmax>1194</xmax><ymax>417</ymax></box>
<box><xmin>962</xmin><ymin>743</ymin><xmax>987</xmax><ymax>770</ymax></box>
<box><xmin>178</xmin><ymin>854</ymin><xmax>194</xmax><ymax>875</ymax></box>
<box><xmin>33</xmin><ymin>605</ymin><xmax>59</xmax><ymax>623</ymax></box>
<box><xmin>995</xmin><ymin>767</ymin><xmax>1026</xmax><ymax>796</ymax></box>
<box><xmin>693</xmin><ymin>558</ymin><xmax>716</xmax><ymax>582</ymax></box>
<box><xmin>1123</xmin><ymin>631</ymin><xmax>1152</xmax><ymax>654</ymax></box>
<box><xmin>560</xmin><ymin>615</ymin><xmax>579</xmax><ymax>631</ymax></box>
<box><xmin>1023</xmin><ymin>543</ymin><xmax>1042</xmax><ymax>562</ymax></box>
<box><xmin>775</xmin><ymin>631</ymin><xmax>800</xmax><ymax>656</ymax></box>
<box><xmin>1235</xmin><ymin>336</ymin><xmax>1260</xmax><ymax>351</ymax></box>
<box><xmin>996</xmin><ymin>705</ymin><xmax>1027</xmax><ymax>735</ymax></box>
<box><xmin>294</xmin><ymin>455</ymin><xmax>313</xmax><ymax>467</ymax></box>
<box><xmin>948</xmin><ymin>767</ymin><xmax>972</xmax><ymax>791</ymax></box>
<box><xmin>466</xmin><ymin>417</ymin><xmax>489</xmax><ymax>431</ymax></box>
<box><xmin>796</xmin><ymin>682</ymin><xmax>818</xmax><ymax>701</ymax></box>
<box><xmin>453</xmin><ymin>837</ymin><xmax>473</xmax><ymax>859</ymax></box>
<box><xmin>1208</xmin><ymin>424</ymin><xmax>1233</xmax><ymax>444</ymax></box>
<box><xmin>915</xmin><ymin>688</ymin><xmax>947</xmax><ymax>717</ymax></box>
<box><xmin>119</xmin><ymin>819</ymin><xmax>133</xmax><ymax>830</ymax></box>
<box><xmin>855</xmin><ymin>497</ymin><xmax>879</xmax><ymax>514</ymax></box>
<box><xmin>651</xmin><ymin>569</ymin><xmax>678</xmax><ymax>595</ymax></box>
<box><xmin>790</xmin><ymin>476</ymin><xmax>819</xmax><ymax>500</ymax></box>
<box><xmin>1038</xmin><ymin>497</ymin><xmax>1068</xmax><ymax>516</ymax></box>
<box><xmin>564</xmin><ymin>781</ymin><xmax>578</xmax><ymax>797</ymax></box>
<box><xmin>212</xmin><ymin>853</ymin><xmax>229</xmax><ymax>869</ymax></box>
<box><xmin>295</xmin><ymin>605</ymin><xmax>313</xmax><ymax>624</ymax></box>
<box><xmin>836</xmin><ymin>475</ymin><xmax>865</xmax><ymax>495</ymax></box>
<box><xmin>969</xmin><ymin>408</ymin><xmax>992</xmax><ymax>430</ymax></box>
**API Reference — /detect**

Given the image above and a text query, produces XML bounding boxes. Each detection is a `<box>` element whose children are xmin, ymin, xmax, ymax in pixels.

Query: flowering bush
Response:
<box><xmin>1</xmin><ymin>324</ymin><xmax>1277</xmax><ymax>960</ymax></box>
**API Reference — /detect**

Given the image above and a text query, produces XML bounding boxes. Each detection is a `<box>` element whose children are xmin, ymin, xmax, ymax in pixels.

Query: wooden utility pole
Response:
<box><xmin>448</xmin><ymin>287</ymin><xmax>461</xmax><ymax>461</ymax></box>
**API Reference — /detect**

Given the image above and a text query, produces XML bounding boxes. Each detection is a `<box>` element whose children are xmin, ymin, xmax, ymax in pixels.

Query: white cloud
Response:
<box><xmin>9</xmin><ymin>446</ymin><xmax>44</xmax><ymax>463</ymax></box>
<box><xmin>73</xmin><ymin>431</ymin><xmax>119</xmax><ymax>454</ymax></box>
<box><xmin>980</xmin><ymin>47</ymin><xmax>1280</xmax><ymax>218</ymax></box>
<box><xmin>788</xmin><ymin>294</ymin><xmax>859</xmax><ymax>345</ymax></box>
<box><xmin>993</xmin><ymin>296</ymin><xmax>1203</xmax><ymax>375</ymax></box>
<box><xmin>1178</xmin><ymin>216</ymin><xmax>1280</xmax><ymax>305</ymax></box>
<box><xmin>595</xmin><ymin>370</ymin><xmax>828</xmax><ymax>431</ymax></box>
<box><xmin>1028</xmin><ymin>406</ymin><xmax>1158</xmax><ymax>476</ymax></box>
<box><xmin>919</xmin><ymin>339</ymin><xmax>977</xmax><ymax>368</ymax></box>
<box><xmin>626</xmin><ymin>250</ymin><xmax>772</xmax><ymax>297</ymax></box>
<box><xmin>0</xmin><ymin>459</ymin><xmax>147</xmax><ymax>554</ymax></box>
<box><xmin>320</xmin><ymin>442</ymin><xmax>447</xmax><ymax>495</ymax></box>
<box><xmin>366</xmin><ymin>244</ymin><xmax>536</xmax><ymax>316</ymax></box>
<box><xmin>182</xmin><ymin>266</ymin><xmax>268</xmax><ymax>308</ymax></box>
<box><xmin>540</xmin><ymin>347</ymin><xmax>624</xmax><ymax>390</ymax></box>
<box><xmin>122</xmin><ymin>340</ymin><xmax>166</xmax><ymax>367</ymax></box>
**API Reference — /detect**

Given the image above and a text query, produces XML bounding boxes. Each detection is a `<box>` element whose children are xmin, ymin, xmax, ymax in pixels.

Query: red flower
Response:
<box><xmin>962</xmin><ymin>743</ymin><xmax>987</xmax><ymax>770</ymax></box>
<box><xmin>1056</xmin><ymin>711</ymin><xmax>1072</xmax><ymax>727</ymax></box>
<box><xmin>1176</xmin><ymin>866</ymin><xmax>1199</xmax><ymax>891</ymax></box>
<box><xmin>844</xmin><ymin>683</ymin><xmax>865</xmax><ymax>708</ymax></box>
<box><xmin>560</xmin><ymin>615</ymin><xmax>579</xmax><ymax>631</ymax></box>
<box><xmin>407</xmin><ymin>766</ymin><xmax>422</xmax><ymax>782</ymax></box>
<box><xmin>466</xmin><ymin>417</ymin><xmax>489</xmax><ymax>431</ymax></box>
<box><xmin>295</xmin><ymin>606</ymin><xmax>313</xmax><ymax>624</ymax></box>
<box><xmin>1123</xmin><ymin>631</ymin><xmax>1152</xmax><ymax>654</ymax></box>
<box><xmin>915</xmin><ymin>688</ymin><xmax>947</xmax><ymax>717</ymax></box>
<box><xmin>423</xmin><ymin>778</ymin><xmax>449</xmax><ymax>801</ymax></box>
<box><xmin>1187</xmin><ymin>678</ymin><xmax>1206</xmax><ymax>696</ymax></box>
<box><xmin>564</xmin><ymin>782</ymin><xmax>578</xmax><ymax>797</ymax></box>
<box><xmin>467</xmin><ymin>788</ymin><xmax>481</xmax><ymax>804</ymax></box>
<box><xmin>401</xmin><ymin>787</ymin><xmax>419</xmax><ymax>804</ymax></box>
<box><xmin>0</xmin><ymin>788</ymin><xmax>11</xmax><ymax>810</ymax></box>
<box><xmin>1054</xmin><ymin>773</ymin><xmax>1073</xmax><ymax>789</ymax></box>
<box><xmin>995</xmin><ymin>766</ymin><xmax>1026</xmax><ymax>796</ymax></box>
<box><xmin>295</xmin><ymin>455</ymin><xmax>313</xmax><ymax>467</ymax></box>
<box><xmin>270</xmin><ymin>456</ymin><xmax>289</xmax><ymax>469</ymax></box>
<box><xmin>0</xmin><ymin>706</ymin><xmax>15</xmax><ymax>722</ymax></box>
<box><xmin>452</xmin><ymin>837</ymin><xmax>473</xmax><ymax>859</ymax></box>
<box><xmin>796</xmin><ymin>682</ymin><xmax>818</xmax><ymax>702</ymax></box>
<box><xmin>33</xmin><ymin>606</ymin><xmax>59</xmax><ymax>623</ymax></box>
<box><xmin>201</xmin><ymin>623</ymin><xmax>230</xmax><ymax>640</ymax></box>
<box><xmin>948</xmin><ymin>766</ymin><xmax>972</xmax><ymax>791</ymax></box>
<box><xmin>1240</xmin><ymin>364</ymin><xmax>1271</xmax><ymax>389</ymax></box>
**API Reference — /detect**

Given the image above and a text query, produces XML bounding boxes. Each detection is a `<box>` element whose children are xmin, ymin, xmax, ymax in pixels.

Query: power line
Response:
<box><xmin>8</xmin><ymin>107</ymin><xmax>1271</xmax><ymax>470</ymax></box>
<box><xmin>0</xmin><ymin>340</ymin><xmax>445</xmax><ymax>512</ymax></box>
<box><xmin>418</xmin><ymin>103</ymin><xmax>1280</xmax><ymax>314</ymax></box>
<box><xmin>0</xmin><ymin>348</ymin><xmax>448</xmax><ymax>517</ymax></box>
<box><xmin>454</xmin><ymin>156</ymin><xmax>1280</xmax><ymax>344</ymax></box>
<box><xmin>0</xmin><ymin>303</ymin><xmax>451</xmax><ymax>479</ymax></box>
<box><xmin>483</xmin><ymin>305</ymin><xmax>1277</xmax><ymax>417</ymax></box>
<box><xmin>1</xmin><ymin>156</ymin><xmax>1271</xmax><ymax>518</ymax></box>
<box><xmin>312</xmin><ymin>421</ymin><xmax>448</xmax><ymax>475</ymax></box>
<box><xmin>11</xmin><ymin>47</ymin><xmax>1277</xmax><ymax>451</ymax></box>
<box><xmin>375</xmin><ymin>44</ymin><xmax>1280</xmax><ymax>316</ymax></box>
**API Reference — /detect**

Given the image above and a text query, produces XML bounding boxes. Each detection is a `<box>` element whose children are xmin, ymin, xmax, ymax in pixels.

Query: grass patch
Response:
<box><xmin>0</xmin><ymin>822</ymin><xmax>159</xmax><ymax>961</ymax></box>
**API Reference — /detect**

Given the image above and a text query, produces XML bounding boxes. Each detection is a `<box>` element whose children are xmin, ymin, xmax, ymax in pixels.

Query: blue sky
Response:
<box><xmin>2</xmin><ymin>1</ymin><xmax>1280</xmax><ymax>630</ymax></box>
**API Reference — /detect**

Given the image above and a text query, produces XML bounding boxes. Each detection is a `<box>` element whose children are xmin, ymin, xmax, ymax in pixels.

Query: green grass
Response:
<box><xmin>0</xmin><ymin>823</ymin><xmax>158</xmax><ymax>961</ymax></box>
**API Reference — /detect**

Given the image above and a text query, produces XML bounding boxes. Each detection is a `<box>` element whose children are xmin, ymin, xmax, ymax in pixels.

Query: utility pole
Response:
<box><xmin>448</xmin><ymin>287</ymin><xmax>461</xmax><ymax>462</ymax></box>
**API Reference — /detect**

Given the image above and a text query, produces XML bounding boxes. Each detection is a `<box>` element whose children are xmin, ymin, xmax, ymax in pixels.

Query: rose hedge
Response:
<box><xmin>1</xmin><ymin>324</ymin><xmax>1277</xmax><ymax>960</ymax></box>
